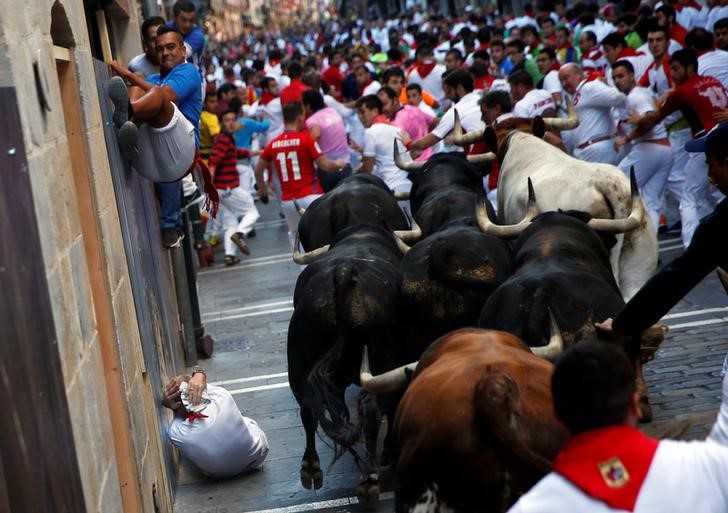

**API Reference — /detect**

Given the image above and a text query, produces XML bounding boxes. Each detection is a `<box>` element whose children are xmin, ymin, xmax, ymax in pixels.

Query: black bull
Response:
<box><xmin>297</xmin><ymin>174</ymin><xmax>409</xmax><ymax>251</ymax></box>
<box><xmin>287</xmin><ymin>223</ymin><xmax>406</xmax><ymax>506</ymax></box>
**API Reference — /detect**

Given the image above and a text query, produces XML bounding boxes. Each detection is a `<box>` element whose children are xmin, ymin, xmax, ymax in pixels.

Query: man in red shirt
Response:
<box><xmin>626</xmin><ymin>49</ymin><xmax>728</xmax><ymax>245</ymax></box>
<box><xmin>279</xmin><ymin>62</ymin><xmax>309</xmax><ymax>106</ymax></box>
<box><xmin>255</xmin><ymin>102</ymin><xmax>345</xmax><ymax>250</ymax></box>
<box><xmin>321</xmin><ymin>49</ymin><xmax>345</xmax><ymax>101</ymax></box>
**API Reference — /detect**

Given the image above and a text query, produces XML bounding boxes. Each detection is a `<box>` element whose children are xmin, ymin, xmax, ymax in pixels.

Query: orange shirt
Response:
<box><xmin>400</xmin><ymin>88</ymin><xmax>437</xmax><ymax>108</ymax></box>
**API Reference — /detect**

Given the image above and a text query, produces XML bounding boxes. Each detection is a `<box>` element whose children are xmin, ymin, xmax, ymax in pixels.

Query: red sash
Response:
<box><xmin>184</xmin><ymin>411</ymin><xmax>209</xmax><ymax>422</ymax></box>
<box><xmin>415</xmin><ymin>61</ymin><xmax>437</xmax><ymax>79</ymax></box>
<box><xmin>553</xmin><ymin>425</ymin><xmax>659</xmax><ymax>511</ymax></box>
<box><xmin>259</xmin><ymin>92</ymin><xmax>276</xmax><ymax>106</ymax></box>
<box><xmin>372</xmin><ymin>114</ymin><xmax>395</xmax><ymax>126</ymax></box>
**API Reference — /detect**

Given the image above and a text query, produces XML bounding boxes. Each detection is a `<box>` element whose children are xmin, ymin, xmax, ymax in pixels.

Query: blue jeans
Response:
<box><xmin>155</xmin><ymin>181</ymin><xmax>182</xmax><ymax>229</ymax></box>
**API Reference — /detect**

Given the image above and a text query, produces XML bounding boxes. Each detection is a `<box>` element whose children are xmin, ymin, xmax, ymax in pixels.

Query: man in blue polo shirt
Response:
<box><xmin>168</xmin><ymin>0</ymin><xmax>205</xmax><ymax>65</ymax></box>
<box><xmin>109</xmin><ymin>25</ymin><xmax>201</xmax><ymax>248</ymax></box>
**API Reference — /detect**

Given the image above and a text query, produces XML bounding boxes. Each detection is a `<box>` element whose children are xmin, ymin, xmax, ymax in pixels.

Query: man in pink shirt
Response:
<box><xmin>302</xmin><ymin>89</ymin><xmax>352</xmax><ymax>191</ymax></box>
<box><xmin>377</xmin><ymin>86</ymin><xmax>437</xmax><ymax>161</ymax></box>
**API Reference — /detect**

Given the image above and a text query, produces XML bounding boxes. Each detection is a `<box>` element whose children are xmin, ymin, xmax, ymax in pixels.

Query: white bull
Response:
<box><xmin>497</xmin><ymin>131</ymin><xmax>657</xmax><ymax>300</ymax></box>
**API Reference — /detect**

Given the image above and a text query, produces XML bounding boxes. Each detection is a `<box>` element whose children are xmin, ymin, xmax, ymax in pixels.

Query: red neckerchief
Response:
<box><xmin>553</xmin><ymin>425</ymin><xmax>659</xmax><ymax>512</ymax></box>
<box><xmin>259</xmin><ymin>91</ymin><xmax>276</xmax><ymax>105</ymax></box>
<box><xmin>617</xmin><ymin>47</ymin><xmax>644</xmax><ymax>58</ymax></box>
<box><xmin>641</xmin><ymin>59</ymin><xmax>673</xmax><ymax>88</ymax></box>
<box><xmin>184</xmin><ymin>411</ymin><xmax>209</xmax><ymax>422</ymax></box>
<box><xmin>675</xmin><ymin>0</ymin><xmax>702</xmax><ymax>10</ymax></box>
<box><xmin>415</xmin><ymin>60</ymin><xmax>437</xmax><ymax>79</ymax></box>
<box><xmin>372</xmin><ymin>114</ymin><xmax>394</xmax><ymax>126</ymax></box>
<box><xmin>474</xmin><ymin>75</ymin><xmax>495</xmax><ymax>89</ymax></box>
<box><xmin>269</xmin><ymin>59</ymin><xmax>280</xmax><ymax>68</ymax></box>
<box><xmin>550</xmin><ymin>62</ymin><xmax>561</xmax><ymax>72</ymax></box>
<box><xmin>358</xmin><ymin>78</ymin><xmax>373</xmax><ymax>95</ymax></box>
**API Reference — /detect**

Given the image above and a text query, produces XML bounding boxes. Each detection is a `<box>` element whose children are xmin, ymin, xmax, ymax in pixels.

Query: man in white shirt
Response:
<box><xmin>559</xmin><ymin>63</ymin><xmax>626</xmax><ymax>164</ymax></box>
<box><xmin>258</xmin><ymin>77</ymin><xmax>284</xmax><ymax>144</ymax></box>
<box><xmin>685</xmin><ymin>27</ymin><xmax>728</xmax><ymax>87</ymax></box>
<box><xmin>602</xmin><ymin>32</ymin><xmax>652</xmax><ymax>87</ymax></box>
<box><xmin>508</xmin><ymin>341</ymin><xmax>728</xmax><ymax>513</ymax></box>
<box><xmin>509</xmin><ymin>69</ymin><xmax>557</xmax><ymax>118</ymax></box>
<box><xmin>408</xmin><ymin>43</ymin><xmax>448</xmax><ymax>103</ymax></box>
<box><xmin>163</xmin><ymin>370</ymin><xmax>269</xmax><ymax>478</ymax></box>
<box><xmin>536</xmin><ymin>48</ymin><xmax>564</xmax><ymax>106</ymax></box>
<box><xmin>612</xmin><ymin>60</ymin><xmax>673</xmax><ymax>232</ymax></box>
<box><xmin>355</xmin><ymin>94</ymin><xmax>412</xmax><ymax>212</ymax></box>
<box><xmin>408</xmin><ymin>69</ymin><xmax>485</xmax><ymax>155</ymax></box>
<box><xmin>128</xmin><ymin>17</ymin><xmax>165</xmax><ymax>78</ymax></box>
<box><xmin>354</xmin><ymin>64</ymin><xmax>381</xmax><ymax>96</ymax></box>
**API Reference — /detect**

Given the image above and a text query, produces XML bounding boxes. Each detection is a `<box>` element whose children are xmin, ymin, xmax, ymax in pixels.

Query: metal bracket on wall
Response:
<box><xmin>33</xmin><ymin>49</ymin><xmax>53</xmax><ymax>112</ymax></box>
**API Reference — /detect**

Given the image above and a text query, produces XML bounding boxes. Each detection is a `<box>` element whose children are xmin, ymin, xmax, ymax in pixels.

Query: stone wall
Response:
<box><xmin>0</xmin><ymin>0</ymin><xmax>180</xmax><ymax>511</ymax></box>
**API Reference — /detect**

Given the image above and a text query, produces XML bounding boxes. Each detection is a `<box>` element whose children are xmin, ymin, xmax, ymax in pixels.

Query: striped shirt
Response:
<box><xmin>209</xmin><ymin>132</ymin><xmax>252</xmax><ymax>189</ymax></box>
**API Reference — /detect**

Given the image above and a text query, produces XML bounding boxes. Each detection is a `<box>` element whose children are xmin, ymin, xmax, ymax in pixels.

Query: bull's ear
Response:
<box><xmin>484</xmin><ymin>126</ymin><xmax>498</xmax><ymax>152</ymax></box>
<box><xmin>532</xmin><ymin>116</ymin><xmax>546</xmax><ymax>139</ymax></box>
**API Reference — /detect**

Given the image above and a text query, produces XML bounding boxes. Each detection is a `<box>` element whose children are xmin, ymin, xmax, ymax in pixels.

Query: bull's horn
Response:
<box><xmin>587</xmin><ymin>168</ymin><xmax>644</xmax><ymax>233</ymax></box>
<box><xmin>466</xmin><ymin>152</ymin><xmax>497</xmax><ymax>164</ymax></box>
<box><xmin>452</xmin><ymin>109</ymin><xmax>486</xmax><ymax>146</ymax></box>
<box><xmin>293</xmin><ymin>199</ymin><xmax>306</xmax><ymax>216</ymax></box>
<box><xmin>393</xmin><ymin>190</ymin><xmax>410</xmax><ymax>200</ymax></box>
<box><xmin>395</xmin><ymin>236</ymin><xmax>411</xmax><ymax>255</ymax></box>
<box><xmin>717</xmin><ymin>267</ymin><xmax>728</xmax><ymax>295</ymax></box>
<box><xmin>394</xmin><ymin>214</ymin><xmax>422</xmax><ymax>243</ymax></box>
<box><xmin>531</xmin><ymin>308</ymin><xmax>564</xmax><ymax>361</ymax></box>
<box><xmin>542</xmin><ymin>96</ymin><xmax>580</xmax><ymax>130</ymax></box>
<box><xmin>476</xmin><ymin>177</ymin><xmax>538</xmax><ymax>238</ymax></box>
<box><xmin>292</xmin><ymin>232</ymin><xmax>330</xmax><ymax>265</ymax></box>
<box><xmin>360</xmin><ymin>346</ymin><xmax>418</xmax><ymax>393</ymax></box>
<box><xmin>394</xmin><ymin>140</ymin><xmax>425</xmax><ymax>171</ymax></box>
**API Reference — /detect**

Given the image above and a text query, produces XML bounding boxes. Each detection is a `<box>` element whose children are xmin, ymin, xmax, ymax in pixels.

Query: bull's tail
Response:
<box><xmin>303</xmin><ymin>262</ymin><xmax>363</xmax><ymax>464</ymax></box>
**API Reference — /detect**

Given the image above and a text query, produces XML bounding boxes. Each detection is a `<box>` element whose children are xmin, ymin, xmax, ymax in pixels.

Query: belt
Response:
<box><xmin>636</xmin><ymin>137</ymin><xmax>670</xmax><ymax>146</ymax></box>
<box><xmin>666</xmin><ymin>118</ymin><xmax>689</xmax><ymax>135</ymax></box>
<box><xmin>576</xmin><ymin>135</ymin><xmax>612</xmax><ymax>150</ymax></box>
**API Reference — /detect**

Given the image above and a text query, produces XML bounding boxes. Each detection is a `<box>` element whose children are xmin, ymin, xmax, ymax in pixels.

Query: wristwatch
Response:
<box><xmin>191</xmin><ymin>366</ymin><xmax>206</xmax><ymax>378</ymax></box>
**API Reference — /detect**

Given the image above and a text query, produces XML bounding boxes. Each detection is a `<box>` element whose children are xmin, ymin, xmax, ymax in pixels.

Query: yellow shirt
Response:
<box><xmin>199</xmin><ymin>110</ymin><xmax>220</xmax><ymax>159</ymax></box>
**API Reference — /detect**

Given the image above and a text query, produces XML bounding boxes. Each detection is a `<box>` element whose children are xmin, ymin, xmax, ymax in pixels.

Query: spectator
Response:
<box><xmin>509</xmin><ymin>69</ymin><xmax>557</xmax><ymax>118</ymax></box>
<box><xmin>354</xmin><ymin>64</ymin><xmax>381</xmax><ymax>97</ymax></box>
<box><xmin>199</xmin><ymin>88</ymin><xmax>220</xmax><ymax>161</ymax></box>
<box><xmin>684</xmin><ymin>28</ymin><xmax>728</xmax><ymax>87</ymax></box>
<box><xmin>377</xmin><ymin>85</ymin><xmax>436</xmax><ymax>162</ymax></box>
<box><xmin>656</xmin><ymin>4</ymin><xmax>688</xmax><ymax>46</ymax></box>
<box><xmin>168</xmin><ymin>0</ymin><xmax>205</xmax><ymax>63</ymax></box>
<box><xmin>408</xmin><ymin>43</ymin><xmax>448</xmax><ymax>103</ymax></box>
<box><xmin>536</xmin><ymin>48</ymin><xmax>563</xmax><ymax>105</ymax></box>
<box><xmin>714</xmin><ymin>18</ymin><xmax>728</xmax><ymax>51</ymax></box>
<box><xmin>258</xmin><ymin>77</ymin><xmax>284</xmax><ymax>144</ymax></box>
<box><xmin>445</xmin><ymin>48</ymin><xmax>465</xmax><ymax>71</ymax></box>
<box><xmin>579</xmin><ymin>30</ymin><xmax>608</xmax><ymax>74</ymax></box>
<box><xmin>381</xmin><ymin>66</ymin><xmax>438</xmax><ymax>111</ymax></box>
<box><xmin>555</xmin><ymin>26</ymin><xmax>577</xmax><ymax>65</ymax></box>
<box><xmin>216</xmin><ymin>83</ymin><xmax>237</xmax><ymax>118</ymax></box>
<box><xmin>602</xmin><ymin>32</ymin><xmax>652</xmax><ymax>86</ymax></box>
<box><xmin>406</xmin><ymin>83</ymin><xmax>438</xmax><ymax>117</ymax></box>
<box><xmin>128</xmin><ymin>17</ymin><xmax>165</xmax><ymax>78</ymax></box>
<box><xmin>280</xmin><ymin>61</ymin><xmax>309</xmax><ymax>105</ymax></box>
<box><xmin>490</xmin><ymin>40</ymin><xmax>514</xmax><ymax>77</ymax></box>
<box><xmin>505</xmin><ymin>38</ymin><xmax>542</xmax><ymax>85</ymax></box>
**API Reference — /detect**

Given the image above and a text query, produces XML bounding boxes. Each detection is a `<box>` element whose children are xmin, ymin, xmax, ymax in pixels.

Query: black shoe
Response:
<box><xmin>162</xmin><ymin>228</ymin><xmax>184</xmax><ymax>249</ymax></box>
<box><xmin>247</xmin><ymin>228</ymin><xmax>256</xmax><ymax>238</ymax></box>
<box><xmin>230</xmin><ymin>232</ymin><xmax>250</xmax><ymax>255</ymax></box>
<box><xmin>118</xmin><ymin>121</ymin><xmax>140</xmax><ymax>162</ymax></box>
<box><xmin>279</xmin><ymin>211</ymin><xmax>285</xmax><ymax>218</ymax></box>
<box><xmin>224</xmin><ymin>254</ymin><xmax>240</xmax><ymax>266</ymax></box>
<box><xmin>183</xmin><ymin>188</ymin><xmax>202</xmax><ymax>208</ymax></box>
<box><xmin>108</xmin><ymin>76</ymin><xmax>131</xmax><ymax>129</ymax></box>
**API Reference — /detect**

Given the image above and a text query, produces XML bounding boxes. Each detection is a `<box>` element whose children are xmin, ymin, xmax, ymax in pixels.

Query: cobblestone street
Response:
<box><xmin>173</xmin><ymin>201</ymin><xmax>727</xmax><ymax>513</ymax></box>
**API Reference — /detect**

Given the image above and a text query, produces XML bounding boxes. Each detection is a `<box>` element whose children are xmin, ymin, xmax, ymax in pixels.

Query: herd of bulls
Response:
<box><xmin>285</xmin><ymin>113</ymin><xmax>668</xmax><ymax>513</ymax></box>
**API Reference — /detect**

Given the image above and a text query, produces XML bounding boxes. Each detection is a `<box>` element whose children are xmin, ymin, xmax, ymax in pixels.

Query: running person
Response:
<box><xmin>255</xmin><ymin>103</ymin><xmax>345</xmax><ymax>250</ymax></box>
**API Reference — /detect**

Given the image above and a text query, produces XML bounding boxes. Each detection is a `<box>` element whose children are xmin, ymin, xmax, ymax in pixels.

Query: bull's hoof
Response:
<box><xmin>300</xmin><ymin>461</ymin><xmax>323</xmax><ymax>490</ymax></box>
<box><xmin>639</xmin><ymin>395</ymin><xmax>653</xmax><ymax>423</ymax></box>
<box><xmin>356</xmin><ymin>473</ymin><xmax>380</xmax><ymax>510</ymax></box>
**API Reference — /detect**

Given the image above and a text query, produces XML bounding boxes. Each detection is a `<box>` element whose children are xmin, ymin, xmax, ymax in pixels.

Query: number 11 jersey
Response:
<box><xmin>260</xmin><ymin>130</ymin><xmax>324</xmax><ymax>201</ymax></box>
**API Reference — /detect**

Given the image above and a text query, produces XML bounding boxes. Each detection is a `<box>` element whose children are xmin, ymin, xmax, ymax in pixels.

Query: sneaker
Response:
<box><xmin>247</xmin><ymin>228</ymin><xmax>256</xmax><ymax>238</ymax></box>
<box><xmin>162</xmin><ymin>228</ymin><xmax>184</xmax><ymax>249</ymax></box>
<box><xmin>231</xmin><ymin>232</ymin><xmax>250</xmax><ymax>255</ymax></box>
<box><xmin>108</xmin><ymin>76</ymin><xmax>131</xmax><ymax>129</ymax></box>
<box><xmin>209</xmin><ymin>234</ymin><xmax>218</xmax><ymax>246</ymax></box>
<box><xmin>118</xmin><ymin>121</ymin><xmax>140</xmax><ymax>162</ymax></box>
<box><xmin>224</xmin><ymin>254</ymin><xmax>240</xmax><ymax>266</ymax></box>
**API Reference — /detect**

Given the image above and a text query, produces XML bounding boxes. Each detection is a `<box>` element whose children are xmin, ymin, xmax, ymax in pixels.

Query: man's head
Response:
<box><xmin>282</xmin><ymin>102</ymin><xmax>305</xmax><ymax>130</ymax></box>
<box><xmin>611</xmin><ymin>59</ymin><xmax>636</xmax><ymax>94</ymax></box>
<box><xmin>406</xmin><ymin>83</ymin><xmax>423</xmax><ymax>106</ymax></box>
<box><xmin>558</xmin><ymin>63</ymin><xmax>584</xmax><ymax>95</ymax></box>
<box><xmin>443</xmin><ymin>68</ymin><xmax>475</xmax><ymax>102</ymax></box>
<box><xmin>601</xmin><ymin>33</ymin><xmax>628</xmax><ymax>64</ymax></box>
<box><xmin>555</xmin><ymin>26</ymin><xmax>571</xmax><ymax>49</ymax></box>
<box><xmin>686</xmin><ymin>122</ymin><xmax>728</xmax><ymax>195</ymax></box>
<box><xmin>520</xmin><ymin>25</ymin><xmax>540</xmax><ymax>47</ymax></box>
<box><xmin>329</xmin><ymin>49</ymin><xmax>344</xmax><ymax>68</ymax></box>
<box><xmin>261</xmin><ymin>77</ymin><xmax>279</xmax><ymax>97</ymax></box>
<box><xmin>536</xmin><ymin>48</ymin><xmax>557</xmax><ymax>75</ymax></box>
<box><xmin>445</xmin><ymin>49</ymin><xmax>465</xmax><ymax>71</ymax></box>
<box><xmin>203</xmin><ymin>93</ymin><xmax>217</xmax><ymax>113</ymax></box>
<box><xmin>415</xmin><ymin>43</ymin><xmax>435</xmax><ymax>63</ymax></box>
<box><xmin>490</xmin><ymin>40</ymin><xmax>506</xmax><ymax>64</ymax></box>
<box><xmin>508</xmin><ymin>69</ymin><xmax>534</xmax><ymax>102</ymax></box>
<box><xmin>655</xmin><ymin>4</ymin><xmax>677</xmax><ymax>30</ymax></box>
<box><xmin>480</xmin><ymin>89</ymin><xmax>512</xmax><ymax>124</ymax></box>
<box><xmin>221</xmin><ymin>110</ymin><xmax>239</xmax><ymax>133</ymax></box>
<box><xmin>349</xmin><ymin>51</ymin><xmax>365</xmax><ymax>70</ymax></box>
<box><xmin>217</xmin><ymin>82</ymin><xmax>236</xmax><ymax>102</ymax></box>
<box><xmin>715</xmin><ymin>18</ymin><xmax>728</xmax><ymax>51</ymax></box>
<box><xmin>504</xmin><ymin>39</ymin><xmax>526</xmax><ymax>65</ymax></box>
<box><xmin>578</xmin><ymin>30</ymin><xmax>597</xmax><ymax>54</ymax></box>
<box><xmin>382</xmin><ymin>66</ymin><xmax>405</xmax><ymax>95</ymax></box>
<box><xmin>539</xmin><ymin>16</ymin><xmax>556</xmax><ymax>38</ymax></box>
<box><xmin>354</xmin><ymin>65</ymin><xmax>373</xmax><ymax>87</ymax></box>
<box><xmin>377</xmin><ymin>86</ymin><xmax>400</xmax><ymax>116</ymax></box>
<box><xmin>301</xmin><ymin>89</ymin><xmax>325</xmax><ymax>117</ymax></box>
<box><xmin>288</xmin><ymin>61</ymin><xmax>303</xmax><ymax>80</ymax></box>
<box><xmin>172</xmin><ymin>0</ymin><xmax>196</xmax><ymax>36</ymax></box>
<box><xmin>669</xmin><ymin>48</ymin><xmax>698</xmax><ymax>85</ymax></box>
<box><xmin>647</xmin><ymin>26</ymin><xmax>670</xmax><ymax>61</ymax></box>
<box><xmin>355</xmin><ymin>94</ymin><xmax>383</xmax><ymax>128</ymax></box>
<box><xmin>155</xmin><ymin>26</ymin><xmax>186</xmax><ymax>74</ymax></box>
<box><xmin>141</xmin><ymin>16</ymin><xmax>165</xmax><ymax>62</ymax></box>
<box><xmin>552</xmin><ymin>341</ymin><xmax>639</xmax><ymax>434</ymax></box>
<box><xmin>684</xmin><ymin>27</ymin><xmax>714</xmax><ymax>54</ymax></box>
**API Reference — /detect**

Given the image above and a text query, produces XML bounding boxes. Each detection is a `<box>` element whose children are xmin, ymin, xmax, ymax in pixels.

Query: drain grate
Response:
<box><xmin>213</xmin><ymin>337</ymin><xmax>251</xmax><ymax>353</ymax></box>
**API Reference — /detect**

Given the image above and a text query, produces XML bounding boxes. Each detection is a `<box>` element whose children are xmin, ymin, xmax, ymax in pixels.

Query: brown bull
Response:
<box><xmin>390</xmin><ymin>329</ymin><xmax>569</xmax><ymax>513</ymax></box>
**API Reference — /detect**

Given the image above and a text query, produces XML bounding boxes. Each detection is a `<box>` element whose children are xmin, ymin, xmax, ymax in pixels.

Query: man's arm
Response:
<box><xmin>254</xmin><ymin>158</ymin><xmax>271</xmax><ymax>196</ymax></box>
<box><xmin>309</xmin><ymin>124</ymin><xmax>322</xmax><ymax>140</ymax></box>
<box><xmin>409</xmin><ymin>132</ymin><xmax>442</xmax><ymax>152</ymax></box>
<box><xmin>109</xmin><ymin>59</ymin><xmax>178</xmax><ymax>102</ymax></box>
<box><xmin>357</xmin><ymin>156</ymin><xmax>375</xmax><ymax>173</ymax></box>
<box><xmin>315</xmin><ymin>155</ymin><xmax>346</xmax><ymax>172</ymax></box>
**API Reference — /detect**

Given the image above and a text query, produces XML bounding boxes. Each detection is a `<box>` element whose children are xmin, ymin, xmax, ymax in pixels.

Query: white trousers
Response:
<box><xmin>665</xmin><ymin>129</ymin><xmax>690</xmax><ymax>245</ymax></box>
<box><xmin>219</xmin><ymin>187</ymin><xmax>260</xmax><ymax>256</ymax></box>
<box><xmin>618</xmin><ymin>142</ymin><xmax>673</xmax><ymax>233</ymax></box>
<box><xmin>573</xmin><ymin>138</ymin><xmax>620</xmax><ymax>164</ymax></box>
<box><xmin>134</xmin><ymin>103</ymin><xmax>195</xmax><ymax>182</ymax></box>
<box><xmin>682</xmin><ymin>151</ymin><xmax>724</xmax><ymax>246</ymax></box>
<box><xmin>282</xmin><ymin>193</ymin><xmax>322</xmax><ymax>250</ymax></box>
